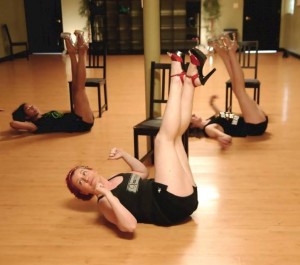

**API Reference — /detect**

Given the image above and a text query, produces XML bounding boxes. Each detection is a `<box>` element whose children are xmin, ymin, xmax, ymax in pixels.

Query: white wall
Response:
<box><xmin>61</xmin><ymin>0</ymin><xmax>87</xmax><ymax>37</ymax></box>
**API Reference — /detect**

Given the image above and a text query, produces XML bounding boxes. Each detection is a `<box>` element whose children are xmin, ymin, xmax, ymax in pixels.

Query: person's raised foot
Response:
<box><xmin>74</xmin><ymin>30</ymin><xmax>84</xmax><ymax>37</ymax></box>
<box><xmin>187</xmin><ymin>48</ymin><xmax>216</xmax><ymax>86</ymax></box>
<box><xmin>60</xmin><ymin>32</ymin><xmax>72</xmax><ymax>40</ymax></box>
<box><xmin>60</xmin><ymin>32</ymin><xmax>77</xmax><ymax>54</ymax></box>
<box><xmin>167</xmin><ymin>51</ymin><xmax>186</xmax><ymax>83</ymax></box>
<box><xmin>75</xmin><ymin>30</ymin><xmax>89</xmax><ymax>51</ymax></box>
<box><xmin>220</xmin><ymin>33</ymin><xmax>238</xmax><ymax>53</ymax></box>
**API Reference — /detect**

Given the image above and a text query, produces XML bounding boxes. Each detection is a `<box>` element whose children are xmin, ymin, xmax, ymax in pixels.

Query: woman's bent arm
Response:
<box><xmin>10</xmin><ymin>121</ymin><xmax>37</xmax><ymax>132</ymax></box>
<box><xmin>108</xmin><ymin>148</ymin><xmax>149</xmax><ymax>179</ymax></box>
<box><xmin>97</xmin><ymin>189</ymin><xmax>137</xmax><ymax>233</ymax></box>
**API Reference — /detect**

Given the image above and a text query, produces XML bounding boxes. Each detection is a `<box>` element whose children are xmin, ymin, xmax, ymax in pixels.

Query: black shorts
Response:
<box><xmin>245</xmin><ymin>116</ymin><xmax>268</xmax><ymax>136</ymax></box>
<box><xmin>152</xmin><ymin>182</ymin><xmax>198</xmax><ymax>225</ymax></box>
<box><xmin>63</xmin><ymin>113</ymin><xmax>94</xmax><ymax>132</ymax></box>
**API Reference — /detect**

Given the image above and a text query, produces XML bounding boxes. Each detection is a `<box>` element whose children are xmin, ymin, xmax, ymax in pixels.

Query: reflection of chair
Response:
<box><xmin>68</xmin><ymin>41</ymin><xmax>108</xmax><ymax>117</ymax></box>
<box><xmin>225</xmin><ymin>40</ymin><xmax>260</xmax><ymax>111</ymax></box>
<box><xmin>2</xmin><ymin>24</ymin><xmax>29</xmax><ymax>60</ymax></box>
<box><xmin>133</xmin><ymin>61</ymin><xmax>189</xmax><ymax>163</ymax></box>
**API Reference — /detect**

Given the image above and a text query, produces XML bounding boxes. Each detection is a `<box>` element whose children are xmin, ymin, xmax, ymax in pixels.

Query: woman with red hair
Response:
<box><xmin>65</xmin><ymin>47</ymin><xmax>216</xmax><ymax>232</ymax></box>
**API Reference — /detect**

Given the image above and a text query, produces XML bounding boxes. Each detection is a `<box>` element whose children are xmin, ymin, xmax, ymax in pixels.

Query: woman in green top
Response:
<box><xmin>10</xmin><ymin>30</ymin><xmax>94</xmax><ymax>133</ymax></box>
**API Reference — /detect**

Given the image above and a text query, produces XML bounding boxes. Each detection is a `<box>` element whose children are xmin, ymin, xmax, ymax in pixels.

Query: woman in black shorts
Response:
<box><xmin>65</xmin><ymin>48</ymin><xmax>216</xmax><ymax>232</ymax></box>
<box><xmin>190</xmin><ymin>34</ymin><xmax>268</xmax><ymax>149</ymax></box>
<box><xmin>10</xmin><ymin>30</ymin><xmax>94</xmax><ymax>133</ymax></box>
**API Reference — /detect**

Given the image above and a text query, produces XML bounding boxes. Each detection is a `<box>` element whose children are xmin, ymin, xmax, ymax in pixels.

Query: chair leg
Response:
<box><xmin>150</xmin><ymin>136</ymin><xmax>155</xmax><ymax>164</ymax></box>
<box><xmin>104</xmin><ymin>83</ymin><xmax>108</xmax><ymax>110</ymax></box>
<box><xmin>9</xmin><ymin>46</ymin><xmax>14</xmax><ymax>60</ymax></box>
<box><xmin>26</xmin><ymin>44</ymin><xmax>29</xmax><ymax>60</ymax></box>
<box><xmin>69</xmin><ymin>82</ymin><xmax>74</xmax><ymax>112</ymax></box>
<box><xmin>97</xmin><ymin>84</ymin><xmax>102</xmax><ymax>117</ymax></box>
<box><xmin>257</xmin><ymin>86</ymin><xmax>260</xmax><ymax>104</ymax></box>
<box><xmin>229</xmin><ymin>87</ymin><xmax>233</xmax><ymax>112</ymax></box>
<box><xmin>225</xmin><ymin>84</ymin><xmax>233</xmax><ymax>112</ymax></box>
<box><xmin>134</xmin><ymin>133</ymin><xmax>139</xmax><ymax>159</ymax></box>
<box><xmin>225</xmin><ymin>85</ymin><xmax>229</xmax><ymax>111</ymax></box>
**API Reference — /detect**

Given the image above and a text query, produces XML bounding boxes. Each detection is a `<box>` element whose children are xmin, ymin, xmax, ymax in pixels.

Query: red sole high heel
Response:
<box><xmin>168</xmin><ymin>51</ymin><xmax>184</xmax><ymax>63</ymax></box>
<box><xmin>167</xmin><ymin>51</ymin><xmax>185</xmax><ymax>70</ymax></box>
<box><xmin>189</xmin><ymin>48</ymin><xmax>216</xmax><ymax>86</ymax></box>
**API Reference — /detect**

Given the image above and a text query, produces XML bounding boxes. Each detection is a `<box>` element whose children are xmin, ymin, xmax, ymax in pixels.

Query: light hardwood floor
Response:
<box><xmin>0</xmin><ymin>51</ymin><xmax>299</xmax><ymax>265</ymax></box>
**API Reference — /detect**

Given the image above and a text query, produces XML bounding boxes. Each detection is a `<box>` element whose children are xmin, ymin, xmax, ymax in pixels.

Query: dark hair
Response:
<box><xmin>12</xmin><ymin>103</ymin><xmax>27</xmax><ymax>121</ymax></box>
<box><xmin>66</xmin><ymin>166</ymin><xmax>94</xmax><ymax>201</ymax></box>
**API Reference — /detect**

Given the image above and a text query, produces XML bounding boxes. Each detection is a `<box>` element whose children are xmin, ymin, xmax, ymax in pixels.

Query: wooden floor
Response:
<box><xmin>0</xmin><ymin>52</ymin><xmax>300</xmax><ymax>265</ymax></box>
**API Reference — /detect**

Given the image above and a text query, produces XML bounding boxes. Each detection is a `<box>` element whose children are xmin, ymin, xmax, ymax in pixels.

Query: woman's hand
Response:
<box><xmin>94</xmin><ymin>182</ymin><xmax>109</xmax><ymax>197</ymax></box>
<box><xmin>108</xmin><ymin>147</ymin><xmax>123</xmax><ymax>160</ymax></box>
<box><xmin>217</xmin><ymin>134</ymin><xmax>232</xmax><ymax>149</ymax></box>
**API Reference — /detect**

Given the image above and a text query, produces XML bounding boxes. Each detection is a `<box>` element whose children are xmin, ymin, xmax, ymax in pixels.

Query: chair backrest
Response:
<box><xmin>237</xmin><ymin>40</ymin><xmax>259</xmax><ymax>78</ymax></box>
<box><xmin>87</xmin><ymin>41</ymin><xmax>107</xmax><ymax>78</ymax></box>
<box><xmin>2</xmin><ymin>24</ymin><xmax>13</xmax><ymax>45</ymax></box>
<box><xmin>149</xmin><ymin>61</ymin><xmax>172</xmax><ymax>119</ymax></box>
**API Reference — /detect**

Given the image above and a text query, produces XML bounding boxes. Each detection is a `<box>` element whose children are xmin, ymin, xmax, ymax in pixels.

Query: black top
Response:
<box><xmin>107</xmin><ymin>173</ymin><xmax>169</xmax><ymax>225</ymax></box>
<box><xmin>105</xmin><ymin>173</ymin><xmax>198</xmax><ymax>226</ymax></box>
<box><xmin>203</xmin><ymin>112</ymin><xmax>248</xmax><ymax>137</ymax></box>
<box><xmin>32</xmin><ymin>111</ymin><xmax>93</xmax><ymax>133</ymax></box>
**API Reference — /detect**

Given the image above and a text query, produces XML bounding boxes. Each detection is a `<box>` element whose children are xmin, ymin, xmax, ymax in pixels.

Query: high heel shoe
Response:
<box><xmin>167</xmin><ymin>51</ymin><xmax>186</xmax><ymax>83</ymax></box>
<box><xmin>220</xmin><ymin>32</ymin><xmax>238</xmax><ymax>52</ymax></box>
<box><xmin>60</xmin><ymin>32</ymin><xmax>78</xmax><ymax>54</ymax></box>
<box><xmin>74</xmin><ymin>30</ymin><xmax>84</xmax><ymax>37</ymax></box>
<box><xmin>60</xmin><ymin>32</ymin><xmax>72</xmax><ymax>40</ymax></box>
<box><xmin>74</xmin><ymin>30</ymin><xmax>89</xmax><ymax>50</ymax></box>
<box><xmin>167</xmin><ymin>51</ymin><xmax>185</xmax><ymax>69</ymax></box>
<box><xmin>188</xmin><ymin>48</ymin><xmax>216</xmax><ymax>86</ymax></box>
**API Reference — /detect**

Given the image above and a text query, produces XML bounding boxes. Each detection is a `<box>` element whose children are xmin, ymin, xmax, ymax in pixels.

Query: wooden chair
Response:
<box><xmin>133</xmin><ymin>61</ymin><xmax>189</xmax><ymax>163</ymax></box>
<box><xmin>225</xmin><ymin>40</ymin><xmax>260</xmax><ymax>111</ymax></box>
<box><xmin>68</xmin><ymin>41</ymin><xmax>108</xmax><ymax>117</ymax></box>
<box><xmin>2</xmin><ymin>24</ymin><xmax>29</xmax><ymax>60</ymax></box>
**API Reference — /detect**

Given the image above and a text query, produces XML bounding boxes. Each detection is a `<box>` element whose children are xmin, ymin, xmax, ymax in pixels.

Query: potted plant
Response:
<box><xmin>203</xmin><ymin>0</ymin><xmax>221</xmax><ymax>40</ymax></box>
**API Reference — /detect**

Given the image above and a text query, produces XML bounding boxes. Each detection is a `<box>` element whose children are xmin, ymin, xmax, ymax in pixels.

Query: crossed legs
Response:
<box><xmin>154</xmin><ymin>54</ymin><xmax>201</xmax><ymax>197</ymax></box>
<box><xmin>63</xmin><ymin>32</ymin><xmax>94</xmax><ymax>124</ymax></box>
<box><xmin>212</xmin><ymin>36</ymin><xmax>266</xmax><ymax>124</ymax></box>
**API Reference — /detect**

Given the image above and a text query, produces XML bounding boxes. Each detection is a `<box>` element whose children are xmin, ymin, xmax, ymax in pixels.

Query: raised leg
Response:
<box><xmin>65</xmin><ymin>32</ymin><xmax>94</xmax><ymax>124</ymax></box>
<box><xmin>215</xmin><ymin>35</ymin><xmax>266</xmax><ymax>123</ymax></box>
<box><xmin>154</xmin><ymin>52</ymin><xmax>198</xmax><ymax>196</ymax></box>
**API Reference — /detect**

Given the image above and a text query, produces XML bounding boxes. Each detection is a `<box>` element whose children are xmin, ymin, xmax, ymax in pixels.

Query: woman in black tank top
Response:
<box><xmin>10</xmin><ymin>30</ymin><xmax>94</xmax><ymax>133</ymax></box>
<box><xmin>65</xmin><ymin>45</ymin><xmax>216</xmax><ymax>232</ymax></box>
<box><xmin>190</xmin><ymin>34</ymin><xmax>268</xmax><ymax>149</ymax></box>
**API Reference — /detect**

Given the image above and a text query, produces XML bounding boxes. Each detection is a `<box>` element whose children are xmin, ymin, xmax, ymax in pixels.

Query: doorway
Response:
<box><xmin>24</xmin><ymin>0</ymin><xmax>64</xmax><ymax>53</ymax></box>
<box><xmin>243</xmin><ymin>0</ymin><xmax>281</xmax><ymax>50</ymax></box>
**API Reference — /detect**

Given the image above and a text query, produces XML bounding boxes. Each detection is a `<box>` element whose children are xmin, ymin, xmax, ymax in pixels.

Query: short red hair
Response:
<box><xmin>65</xmin><ymin>166</ymin><xmax>94</xmax><ymax>201</ymax></box>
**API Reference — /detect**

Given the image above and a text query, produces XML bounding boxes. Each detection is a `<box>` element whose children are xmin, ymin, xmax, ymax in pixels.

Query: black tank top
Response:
<box><xmin>105</xmin><ymin>173</ymin><xmax>198</xmax><ymax>226</ymax></box>
<box><xmin>108</xmin><ymin>173</ymin><xmax>170</xmax><ymax>225</ymax></box>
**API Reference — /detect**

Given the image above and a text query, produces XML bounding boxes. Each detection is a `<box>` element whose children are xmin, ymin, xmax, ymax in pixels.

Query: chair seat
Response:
<box><xmin>226</xmin><ymin>79</ymin><xmax>260</xmax><ymax>87</ymax></box>
<box><xmin>244</xmin><ymin>78</ymin><xmax>260</xmax><ymax>87</ymax></box>
<box><xmin>134</xmin><ymin>117</ymin><xmax>162</xmax><ymax>135</ymax></box>
<box><xmin>85</xmin><ymin>78</ymin><xmax>106</xmax><ymax>86</ymax></box>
